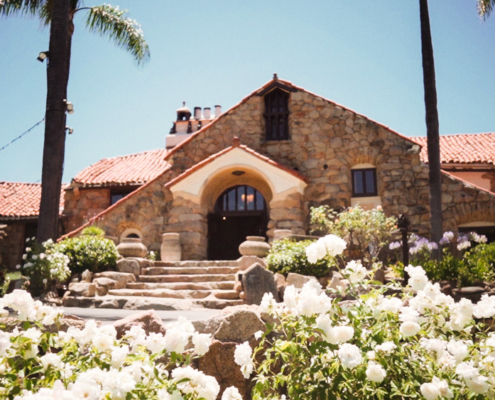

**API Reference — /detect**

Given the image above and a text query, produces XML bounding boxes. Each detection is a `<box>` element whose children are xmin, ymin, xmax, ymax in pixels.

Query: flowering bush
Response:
<box><xmin>392</xmin><ymin>232</ymin><xmax>495</xmax><ymax>287</ymax></box>
<box><xmin>237</xmin><ymin>236</ymin><xmax>495</xmax><ymax>399</ymax></box>
<box><xmin>0</xmin><ymin>289</ymin><xmax>242</xmax><ymax>400</ymax></box>
<box><xmin>310</xmin><ymin>205</ymin><xmax>396</xmax><ymax>264</ymax></box>
<box><xmin>266</xmin><ymin>238</ymin><xmax>338</xmax><ymax>278</ymax></box>
<box><xmin>20</xmin><ymin>239</ymin><xmax>71</xmax><ymax>296</ymax></box>
<box><xmin>54</xmin><ymin>235</ymin><xmax>118</xmax><ymax>275</ymax></box>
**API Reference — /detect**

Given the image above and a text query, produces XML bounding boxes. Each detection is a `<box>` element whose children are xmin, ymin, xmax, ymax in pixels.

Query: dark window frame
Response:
<box><xmin>351</xmin><ymin>168</ymin><xmax>378</xmax><ymax>197</ymax></box>
<box><xmin>110</xmin><ymin>188</ymin><xmax>136</xmax><ymax>205</ymax></box>
<box><xmin>264</xmin><ymin>88</ymin><xmax>290</xmax><ymax>141</ymax></box>
<box><xmin>215</xmin><ymin>185</ymin><xmax>266</xmax><ymax>216</ymax></box>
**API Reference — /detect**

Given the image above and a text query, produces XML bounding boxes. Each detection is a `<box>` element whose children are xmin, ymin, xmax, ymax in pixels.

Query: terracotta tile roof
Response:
<box><xmin>73</xmin><ymin>149</ymin><xmax>169</xmax><ymax>187</ymax></box>
<box><xmin>410</xmin><ymin>133</ymin><xmax>495</xmax><ymax>165</ymax></box>
<box><xmin>0</xmin><ymin>182</ymin><xmax>66</xmax><ymax>220</ymax></box>
<box><xmin>164</xmin><ymin>137</ymin><xmax>309</xmax><ymax>189</ymax></box>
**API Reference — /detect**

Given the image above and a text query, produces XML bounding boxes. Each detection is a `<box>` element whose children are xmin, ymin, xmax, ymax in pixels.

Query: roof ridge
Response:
<box><xmin>411</xmin><ymin>132</ymin><xmax>495</xmax><ymax>138</ymax></box>
<box><xmin>0</xmin><ymin>181</ymin><xmax>42</xmax><ymax>186</ymax></box>
<box><xmin>93</xmin><ymin>148</ymin><xmax>167</xmax><ymax>162</ymax></box>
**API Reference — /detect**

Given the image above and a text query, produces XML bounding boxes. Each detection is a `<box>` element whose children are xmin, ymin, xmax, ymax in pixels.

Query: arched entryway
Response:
<box><xmin>208</xmin><ymin>185</ymin><xmax>268</xmax><ymax>260</ymax></box>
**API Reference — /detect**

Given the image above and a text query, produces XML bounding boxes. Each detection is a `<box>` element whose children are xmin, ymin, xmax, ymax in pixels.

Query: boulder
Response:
<box><xmin>241</xmin><ymin>263</ymin><xmax>279</xmax><ymax>305</ymax></box>
<box><xmin>116</xmin><ymin>258</ymin><xmax>140</xmax><ymax>275</ymax></box>
<box><xmin>93</xmin><ymin>277</ymin><xmax>117</xmax><ymax>296</ymax></box>
<box><xmin>46</xmin><ymin>314</ymin><xmax>100</xmax><ymax>333</ymax></box>
<box><xmin>233</xmin><ymin>281</ymin><xmax>243</xmax><ymax>292</ymax></box>
<box><xmin>373</xmin><ymin>267</ymin><xmax>386</xmax><ymax>284</ymax></box>
<box><xmin>113</xmin><ymin>310</ymin><xmax>167</xmax><ymax>339</ymax></box>
<box><xmin>93</xmin><ymin>271</ymin><xmax>135</xmax><ymax>289</ymax></box>
<box><xmin>197</xmin><ymin>340</ymin><xmax>255</xmax><ymax>399</ymax></box>
<box><xmin>81</xmin><ymin>269</ymin><xmax>92</xmax><ymax>283</ymax></box>
<box><xmin>286</xmin><ymin>273</ymin><xmax>318</xmax><ymax>289</ymax></box>
<box><xmin>214</xmin><ymin>310</ymin><xmax>265</xmax><ymax>342</ymax></box>
<box><xmin>239</xmin><ymin>255</ymin><xmax>266</xmax><ymax>272</ymax></box>
<box><xmin>68</xmin><ymin>282</ymin><xmax>96</xmax><ymax>297</ymax></box>
<box><xmin>274</xmin><ymin>273</ymin><xmax>286</xmax><ymax>299</ymax></box>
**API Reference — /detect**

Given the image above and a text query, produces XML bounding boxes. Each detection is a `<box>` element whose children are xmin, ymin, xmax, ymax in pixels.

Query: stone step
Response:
<box><xmin>139</xmin><ymin>274</ymin><xmax>237</xmax><ymax>283</ymax></box>
<box><xmin>153</xmin><ymin>261</ymin><xmax>239</xmax><ymax>267</ymax></box>
<box><xmin>142</xmin><ymin>266</ymin><xmax>239</xmax><ymax>276</ymax></box>
<box><xmin>108</xmin><ymin>288</ymin><xmax>240</xmax><ymax>300</ymax></box>
<box><xmin>126</xmin><ymin>281</ymin><xmax>235</xmax><ymax>290</ymax></box>
<box><xmin>193</xmin><ymin>299</ymin><xmax>245</xmax><ymax>309</ymax></box>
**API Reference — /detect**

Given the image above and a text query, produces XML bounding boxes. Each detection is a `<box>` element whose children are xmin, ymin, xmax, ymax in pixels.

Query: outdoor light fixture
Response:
<box><xmin>66</xmin><ymin>126</ymin><xmax>74</xmax><ymax>135</ymax></box>
<box><xmin>37</xmin><ymin>51</ymin><xmax>49</xmax><ymax>62</ymax></box>
<box><xmin>65</xmin><ymin>100</ymin><xmax>74</xmax><ymax>114</ymax></box>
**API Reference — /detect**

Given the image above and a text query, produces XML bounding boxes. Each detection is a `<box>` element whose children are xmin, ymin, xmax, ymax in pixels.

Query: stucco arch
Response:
<box><xmin>200</xmin><ymin>166</ymin><xmax>274</xmax><ymax>213</ymax></box>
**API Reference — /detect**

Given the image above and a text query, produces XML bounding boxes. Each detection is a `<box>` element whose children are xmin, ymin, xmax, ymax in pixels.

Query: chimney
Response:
<box><xmin>203</xmin><ymin>107</ymin><xmax>211</xmax><ymax>119</ymax></box>
<box><xmin>194</xmin><ymin>107</ymin><xmax>201</xmax><ymax>120</ymax></box>
<box><xmin>215</xmin><ymin>105</ymin><xmax>222</xmax><ymax>118</ymax></box>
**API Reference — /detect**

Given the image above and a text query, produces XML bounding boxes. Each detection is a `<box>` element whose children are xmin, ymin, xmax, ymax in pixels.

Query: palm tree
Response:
<box><xmin>0</xmin><ymin>0</ymin><xmax>149</xmax><ymax>243</ymax></box>
<box><xmin>478</xmin><ymin>0</ymin><xmax>495</xmax><ymax>18</ymax></box>
<box><xmin>419</xmin><ymin>0</ymin><xmax>442</xmax><ymax>258</ymax></box>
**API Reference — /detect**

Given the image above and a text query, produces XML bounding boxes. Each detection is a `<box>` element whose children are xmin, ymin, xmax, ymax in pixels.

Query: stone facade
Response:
<box><xmin>64</xmin><ymin>80</ymin><xmax>495</xmax><ymax>260</ymax></box>
<box><xmin>64</xmin><ymin>187</ymin><xmax>111</xmax><ymax>233</ymax></box>
<box><xmin>0</xmin><ymin>222</ymin><xmax>26</xmax><ymax>270</ymax></box>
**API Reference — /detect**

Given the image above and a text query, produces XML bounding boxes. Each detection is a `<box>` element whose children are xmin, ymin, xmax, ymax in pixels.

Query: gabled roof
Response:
<box><xmin>0</xmin><ymin>182</ymin><xmax>66</xmax><ymax>220</ymax></box>
<box><xmin>410</xmin><ymin>133</ymin><xmax>495</xmax><ymax>166</ymax></box>
<box><xmin>164</xmin><ymin>77</ymin><xmax>418</xmax><ymax>162</ymax></box>
<box><xmin>165</xmin><ymin>137</ymin><xmax>309</xmax><ymax>190</ymax></box>
<box><xmin>72</xmin><ymin>149</ymin><xmax>169</xmax><ymax>187</ymax></box>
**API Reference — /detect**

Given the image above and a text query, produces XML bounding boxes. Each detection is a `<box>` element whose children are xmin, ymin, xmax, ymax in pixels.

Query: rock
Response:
<box><xmin>239</xmin><ymin>255</ymin><xmax>266</xmax><ymax>271</ymax></box>
<box><xmin>373</xmin><ymin>267</ymin><xmax>386</xmax><ymax>284</ymax></box>
<box><xmin>93</xmin><ymin>271</ymin><xmax>136</xmax><ymax>289</ymax></box>
<box><xmin>116</xmin><ymin>258</ymin><xmax>140</xmax><ymax>275</ymax></box>
<box><xmin>286</xmin><ymin>273</ymin><xmax>318</xmax><ymax>289</ymax></box>
<box><xmin>81</xmin><ymin>269</ymin><xmax>92</xmax><ymax>283</ymax></box>
<box><xmin>241</xmin><ymin>263</ymin><xmax>279</xmax><ymax>305</ymax></box>
<box><xmin>95</xmin><ymin>285</ymin><xmax>108</xmax><ymax>296</ymax></box>
<box><xmin>274</xmin><ymin>273</ymin><xmax>286</xmax><ymax>299</ymax></box>
<box><xmin>328</xmin><ymin>275</ymin><xmax>341</xmax><ymax>290</ymax></box>
<box><xmin>239</xmin><ymin>291</ymin><xmax>246</xmax><ymax>300</ymax></box>
<box><xmin>68</xmin><ymin>282</ymin><xmax>96</xmax><ymax>297</ymax></box>
<box><xmin>113</xmin><ymin>310</ymin><xmax>167</xmax><ymax>339</ymax></box>
<box><xmin>46</xmin><ymin>314</ymin><xmax>100</xmax><ymax>333</ymax></box>
<box><xmin>93</xmin><ymin>277</ymin><xmax>117</xmax><ymax>296</ymax></box>
<box><xmin>233</xmin><ymin>281</ymin><xmax>243</xmax><ymax>292</ymax></box>
<box><xmin>197</xmin><ymin>340</ymin><xmax>255</xmax><ymax>399</ymax></box>
<box><xmin>214</xmin><ymin>310</ymin><xmax>265</xmax><ymax>342</ymax></box>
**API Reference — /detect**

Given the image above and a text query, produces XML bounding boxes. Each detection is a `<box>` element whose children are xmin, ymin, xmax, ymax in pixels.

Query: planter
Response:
<box><xmin>116</xmin><ymin>238</ymin><xmax>147</xmax><ymax>258</ymax></box>
<box><xmin>239</xmin><ymin>236</ymin><xmax>271</xmax><ymax>258</ymax></box>
<box><xmin>161</xmin><ymin>233</ymin><xmax>181</xmax><ymax>262</ymax></box>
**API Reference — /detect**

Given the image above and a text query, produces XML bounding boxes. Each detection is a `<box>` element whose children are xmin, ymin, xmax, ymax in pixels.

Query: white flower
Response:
<box><xmin>172</xmin><ymin>366</ymin><xmax>220</xmax><ymax>400</ymax></box>
<box><xmin>92</xmin><ymin>332</ymin><xmax>114</xmax><ymax>352</ymax></box>
<box><xmin>192</xmin><ymin>332</ymin><xmax>212</xmax><ymax>356</ymax></box>
<box><xmin>375</xmin><ymin>341</ymin><xmax>396</xmax><ymax>353</ymax></box>
<box><xmin>343</xmin><ymin>260</ymin><xmax>368</xmax><ymax>283</ymax></box>
<box><xmin>283</xmin><ymin>285</ymin><xmax>298</xmax><ymax>310</ymax></box>
<box><xmin>40</xmin><ymin>353</ymin><xmax>63</xmax><ymax>370</ymax></box>
<box><xmin>234</xmin><ymin>342</ymin><xmax>252</xmax><ymax>367</ymax></box>
<box><xmin>400</xmin><ymin>321</ymin><xmax>421</xmax><ymax>338</ymax></box>
<box><xmin>254</xmin><ymin>330</ymin><xmax>263</xmax><ymax>340</ymax></box>
<box><xmin>111</xmin><ymin>345</ymin><xmax>129</xmax><ymax>368</ymax></box>
<box><xmin>431</xmin><ymin>377</ymin><xmax>453</xmax><ymax>398</ymax></box>
<box><xmin>320</xmin><ymin>234</ymin><xmax>347</xmax><ymax>257</ymax></box>
<box><xmin>338</xmin><ymin>343</ymin><xmax>362</xmax><ymax>369</ymax></box>
<box><xmin>0</xmin><ymin>331</ymin><xmax>12</xmax><ymax>356</ymax></box>
<box><xmin>221</xmin><ymin>386</ymin><xmax>243</xmax><ymax>400</ymax></box>
<box><xmin>366</xmin><ymin>362</ymin><xmax>386</xmax><ymax>382</ymax></box>
<box><xmin>306</xmin><ymin>240</ymin><xmax>327</xmax><ymax>264</ymax></box>
<box><xmin>260</xmin><ymin>292</ymin><xmax>276</xmax><ymax>314</ymax></box>
<box><xmin>409</xmin><ymin>273</ymin><xmax>428</xmax><ymax>291</ymax></box>
<box><xmin>146</xmin><ymin>332</ymin><xmax>167</xmax><ymax>354</ymax></box>
<box><xmin>164</xmin><ymin>328</ymin><xmax>190</xmax><ymax>354</ymax></box>
<box><xmin>156</xmin><ymin>390</ymin><xmax>184</xmax><ymax>400</ymax></box>
<box><xmin>420</xmin><ymin>382</ymin><xmax>440</xmax><ymax>400</ymax></box>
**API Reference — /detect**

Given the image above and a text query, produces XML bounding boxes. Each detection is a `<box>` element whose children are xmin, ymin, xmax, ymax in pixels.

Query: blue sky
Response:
<box><xmin>1</xmin><ymin>1</ymin><xmax>495</xmax><ymax>183</ymax></box>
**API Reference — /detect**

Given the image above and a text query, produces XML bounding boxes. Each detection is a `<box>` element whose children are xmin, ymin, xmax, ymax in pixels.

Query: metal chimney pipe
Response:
<box><xmin>215</xmin><ymin>105</ymin><xmax>222</xmax><ymax>118</ymax></box>
<box><xmin>203</xmin><ymin>107</ymin><xmax>211</xmax><ymax>119</ymax></box>
<box><xmin>194</xmin><ymin>107</ymin><xmax>201</xmax><ymax>120</ymax></box>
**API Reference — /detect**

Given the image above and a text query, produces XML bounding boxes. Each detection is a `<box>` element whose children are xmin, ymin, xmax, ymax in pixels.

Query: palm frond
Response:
<box><xmin>0</xmin><ymin>0</ymin><xmax>46</xmax><ymax>17</ymax></box>
<box><xmin>477</xmin><ymin>0</ymin><xmax>495</xmax><ymax>19</ymax></box>
<box><xmin>85</xmin><ymin>4</ymin><xmax>150</xmax><ymax>64</ymax></box>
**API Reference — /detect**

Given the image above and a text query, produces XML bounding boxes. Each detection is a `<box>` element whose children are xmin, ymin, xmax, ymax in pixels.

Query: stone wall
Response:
<box><xmin>0</xmin><ymin>222</ymin><xmax>25</xmax><ymax>270</ymax></box>
<box><xmin>64</xmin><ymin>187</ymin><xmax>111</xmax><ymax>233</ymax></box>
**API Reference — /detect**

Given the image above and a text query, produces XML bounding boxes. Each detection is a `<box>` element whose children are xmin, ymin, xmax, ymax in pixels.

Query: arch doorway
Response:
<box><xmin>208</xmin><ymin>185</ymin><xmax>268</xmax><ymax>260</ymax></box>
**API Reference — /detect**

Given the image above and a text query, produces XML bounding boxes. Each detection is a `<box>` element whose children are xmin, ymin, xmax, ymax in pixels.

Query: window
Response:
<box><xmin>216</xmin><ymin>185</ymin><xmax>266</xmax><ymax>215</ymax></box>
<box><xmin>264</xmin><ymin>88</ymin><xmax>290</xmax><ymax>141</ymax></box>
<box><xmin>110</xmin><ymin>188</ymin><xmax>136</xmax><ymax>205</ymax></box>
<box><xmin>352</xmin><ymin>168</ymin><xmax>377</xmax><ymax>197</ymax></box>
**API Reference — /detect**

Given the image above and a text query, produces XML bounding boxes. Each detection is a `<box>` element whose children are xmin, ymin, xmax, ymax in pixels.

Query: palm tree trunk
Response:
<box><xmin>419</xmin><ymin>0</ymin><xmax>443</xmax><ymax>259</ymax></box>
<box><xmin>37</xmin><ymin>0</ymin><xmax>71</xmax><ymax>243</ymax></box>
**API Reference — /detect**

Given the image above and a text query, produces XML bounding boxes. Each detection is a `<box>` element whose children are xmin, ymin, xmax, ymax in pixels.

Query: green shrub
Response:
<box><xmin>81</xmin><ymin>225</ymin><xmax>105</xmax><ymax>237</ymax></box>
<box><xmin>54</xmin><ymin>235</ymin><xmax>118</xmax><ymax>274</ymax></box>
<box><xmin>310</xmin><ymin>205</ymin><xmax>396</xmax><ymax>264</ymax></box>
<box><xmin>266</xmin><ymin>238</ymin><xmax>334</xmax><ymax>278</ymax></box>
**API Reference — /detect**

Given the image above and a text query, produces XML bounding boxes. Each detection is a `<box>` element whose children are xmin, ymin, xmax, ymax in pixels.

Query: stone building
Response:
<box><xmin>2</xmin><ymin>76</ymin><xmax>495</xmax><ymax>267</ymax></box>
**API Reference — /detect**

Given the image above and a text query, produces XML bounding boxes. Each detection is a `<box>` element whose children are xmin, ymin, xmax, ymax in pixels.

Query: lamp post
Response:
<box><xmin>393</xmin><ymin>214</ymin><xmax>418</xmax><ymax>286</ymax></box>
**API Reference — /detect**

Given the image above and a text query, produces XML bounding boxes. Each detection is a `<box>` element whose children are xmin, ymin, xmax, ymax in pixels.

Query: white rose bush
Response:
<box><xmin>0</xmin><ymin>289</ymin><xmax>242</xmax><ymax>400</ymax></box>
<box><xmin>235</xmin><ymin>234</ymin><xmax>495</xmax><ymax>399</ymax></box>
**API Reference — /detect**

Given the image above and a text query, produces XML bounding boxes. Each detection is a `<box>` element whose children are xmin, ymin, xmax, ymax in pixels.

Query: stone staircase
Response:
<box><xmin>107</xmin><ymin>260</ymin><xmax>244</xmax><ymax>309</ymax></box>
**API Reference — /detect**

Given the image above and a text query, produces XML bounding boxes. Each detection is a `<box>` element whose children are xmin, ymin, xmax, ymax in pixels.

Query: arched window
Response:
<box><xmin>215</xmin><ymin>185</ymin><xmax>266</xmax><ymax>215</ymax></box>
<box><xmin>264</xmin><ymin>88</ymin><xmax>290</xmax><ymax>141</ymax></box>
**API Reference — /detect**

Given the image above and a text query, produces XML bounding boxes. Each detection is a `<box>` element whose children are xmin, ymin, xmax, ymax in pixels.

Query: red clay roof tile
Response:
<box><xmin>411</xmin><ymin>133</ymin><xmax>495</xmax><ymax>165</ymax></box>
<box><xmin>0</xmin><ymin>182</ymin><xmax>66</xmax><ymax>220</ymax></box>
<box><xmin>73</xmin><ymin>149</ymin><xmax>169</xmax><ymax>187</ymax></box>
